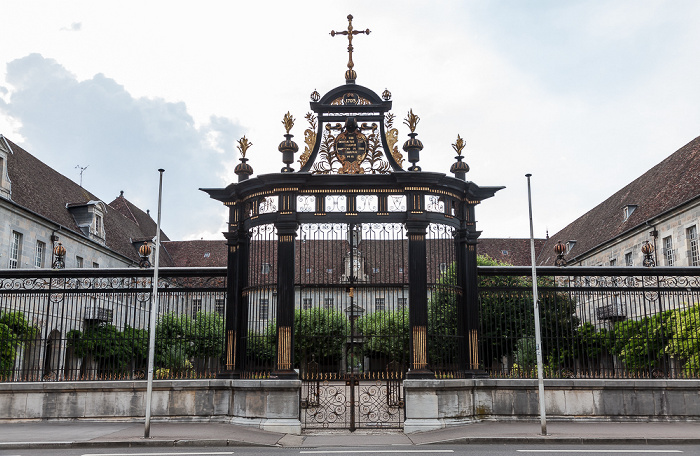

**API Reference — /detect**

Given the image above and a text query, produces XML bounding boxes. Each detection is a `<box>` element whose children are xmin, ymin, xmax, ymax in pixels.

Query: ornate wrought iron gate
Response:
<box><xmin>202</xmin><ymin>13</ymin><xmax>501</xmax><ymax>433</ymax></box>
<box><xmin>301</xmin><ymin>370</ymin><xmax>404</xmax><ymax>431</ymax></box>
<box><xmin>297</xmin><ymin>222</ymin><xmax>407</xmax><ymax>430</ymax></box>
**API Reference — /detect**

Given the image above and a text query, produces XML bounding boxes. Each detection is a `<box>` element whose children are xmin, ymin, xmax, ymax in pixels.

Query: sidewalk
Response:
<box><xmin>1</xmin><ymin>420</ymin><xmax>699</xmax><ymax>449</ymax></box>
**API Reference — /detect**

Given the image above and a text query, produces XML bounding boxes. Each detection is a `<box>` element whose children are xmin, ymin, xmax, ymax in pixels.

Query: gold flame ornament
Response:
<box><xmin>404</xmin><ymin>109</ymin><xmax>420</xmax><ymax>133</ymax></box>
<box><xmin>237</xmin><ymin>136</ymin><xmax>253</xmax><ymax>158</ymax></box>
<box><xmin>282</xmin><ymin>112</ymin><xmax>295</xmax><ymax>134</ymax></box>
<box><xmin>452</xmin><ymin>135</ymin><xmax>465</xmax><ymax>156</ymax></box>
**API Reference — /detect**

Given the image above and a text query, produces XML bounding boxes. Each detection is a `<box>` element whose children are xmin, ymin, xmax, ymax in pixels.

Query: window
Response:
<box><xmin>94</xmin><ymin>214</ymin><xmax>104</xmax><ymax>237</ymax></box>
<box><xmin>566</xmin><ymin>241</ymin><xmax>576</xmax><ymax>254</ymax></box>
<box><xmin>215</xmin><ymin>299</ymin><xmax>225</xmax><ymax>316</ymax></box>
<box><xmin>323</xmin><ymin>298</ymin><xmax>334</xmax><ymax>310</ymax></box>
<box><xmin>34</xmin><ymin>241</ymin><xmax>45</xmax><ymax>268</ymax></box>
<box><xmin>191</xmin><ymin>299</ymin><xmax>203</xmax><ymax>318</ymax></box>
<box><xmin>663</xmin><ymin>236</ymin><xmax>675</xmax><ymax>266</ymax></box>
<box><xmin>623</xmin><ymin>205</ymin><xmax>637</xmax><ymax>221</ymax></box>
<box><xmin>624</xmin><ymin>252</ymin><xmax>633</xmax><ymax>267</ymax></box>
<box><xmin>439</xmin><ymin>263</ymin><xmax>447</xmax><ymax>273</ymax></box>
<box><xmin>76</xmin><ymin>256</ymin><xmax>84</xmax><ymax>268</ymax></box>
<box><xmin>9</xmin><ymin>231</ymin><xmax>22</xmax><ymax>268</ymax></box>
<box><xmin>302</xmin><ymin>298</ymin><xmax>313</xmax><ymax>310</ymax></box>
<box><xmin>398</xmin><ymin>267</ymin><xmax>404</xmax><ymax>274</ymax></box>
<box><xmin>375</xmin><ymin>298</ymin><xmax>385</xmax><ymax>312</ymax></box>
<box><xmin>609</xmin><ymin>258</ymin><xmax>616</xmax><ymax>266</ymax></box>
<box><xmin>92</xmin><ymin>262</ymin><xmax>99</xmax><ymax>268</ymax></box>
<box><xmin>261</xmin><ymin>263</ymin><xmax>271</xmax><ymax>274</ymax></box>
<box><xmin>501</xmin><ymin>250</ymin><xmax>509</xmax><ymax>255</ymax></box>
<box><xmin>260</xmin><ymin>298</ymin><xmax>270</xmax><ymax>320</ymax></box>
<box><xmin>372</xmin><ymin>267</ymin><xmax>380</xmax><ymax>274</ymax></box>
<box><xmin>687</xmin><ymin>226</ymin><xmax>699</xmax><ymax>266</ymax></box>
<box><xmin>326</xmin><ymin>268</ymin><xmax>333</xmax><ymax>274</ymax></box>
<box><xmin>306</xmin><ymin>267</ymin><xmax>312</xmax><ymax>274</ymax></box>
<box><xmin>397</xmin><ymin>298</ymin><xmax>407</xmax><ymax>308</ymax></box>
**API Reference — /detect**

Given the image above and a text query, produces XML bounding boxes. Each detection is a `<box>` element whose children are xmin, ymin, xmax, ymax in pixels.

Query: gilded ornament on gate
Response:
<box><xmin>299</xmin><ymin>112</ymin><xmax>317</xmax><ymax>167</ymax></box>
<box><xmin>334</xmin><ymin>120</ymin><xmax>368</xmax><ymax>174</ymax></box>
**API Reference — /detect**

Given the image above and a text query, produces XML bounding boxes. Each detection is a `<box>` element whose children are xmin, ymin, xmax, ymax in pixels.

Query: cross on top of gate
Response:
<box><xmin>330</xmin><ymin>14</ymin><xmax>371</xmax><ymax>84</ymax></box>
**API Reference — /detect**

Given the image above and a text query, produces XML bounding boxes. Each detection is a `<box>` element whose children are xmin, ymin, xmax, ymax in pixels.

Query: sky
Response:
<box><xmin>1</xmin><ymin>1</ymin><xmax>699</xmax><ymax>242</ymax></box>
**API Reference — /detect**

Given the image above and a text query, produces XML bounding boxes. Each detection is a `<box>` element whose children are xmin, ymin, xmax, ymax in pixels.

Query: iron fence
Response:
<box><xmin>3</xmin><ymin>266</ymin><xmax>700</xmax><ymax>382</ymax></box>
<box><xmin>478</xmin><ymin>266</ymin><xmax>700</xmax><ymax>379</ymax></box>
<box><xmin>0</xmin><ymin>267</ymin><xmax>226</xmax><ymax>381</ymax></box>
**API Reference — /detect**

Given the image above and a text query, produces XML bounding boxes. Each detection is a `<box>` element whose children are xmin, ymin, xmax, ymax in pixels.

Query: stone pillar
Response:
<box><xmin>406</xmin><ymin>220</ymin><xmax>433</xmax><ymax>379</ymax></box>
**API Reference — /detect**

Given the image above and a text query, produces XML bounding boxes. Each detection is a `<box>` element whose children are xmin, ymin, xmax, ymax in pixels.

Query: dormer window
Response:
<box><xmin>566</xmin><ymin>240</ymin><xmax>576</xmax><ymax>254</ymax></box>
<box><xmin>66</xmin><ymin>200</ymin><xmax>106</xmax><ymax>244</ymax></box>
<box><xmin>623</xmin><ymin>205</ymin><xmax>637</xmax><ymax>221</ymax></box>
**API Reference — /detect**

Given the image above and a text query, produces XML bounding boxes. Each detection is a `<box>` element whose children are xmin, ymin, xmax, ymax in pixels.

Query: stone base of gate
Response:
<box><xmin>403</xmin><ymin>378</ymin><xmax>700</xmax><ymax>433</ymax></box>
<box><xmin>0</xmin><ymin>379</ymin><xmax>302</xmax><ymax>435</ymax></box>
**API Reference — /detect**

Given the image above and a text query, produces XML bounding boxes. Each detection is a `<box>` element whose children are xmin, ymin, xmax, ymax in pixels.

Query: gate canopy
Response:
<box><xmin>202</xmin><ymin>14</ymin><xmax>502</xmax><ymax>380</ymax></box>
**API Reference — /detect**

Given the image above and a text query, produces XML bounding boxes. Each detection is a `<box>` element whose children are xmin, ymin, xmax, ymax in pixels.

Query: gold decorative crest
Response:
<box><xmin>334</xmin><ymin>129</ymin><xmax>368</xmax><ymax>174</ymax></box>
<box><xmin>452</xmin><ymin>134</ymin><xmax>465</xmax><ymax>156</ymax></box>
<box><xmin>404</xmin><ymin>109</ymin><xmax>420</xmax><ymax>133</ymax></box>
<box><xmin>385</xmin><ymin>113</ymin><xmax>403</xmax><ymax>167</ymax></box>
<box><xmin>298</xmin><ymin>112</ymin><xmax>317</xmax><ymax>167</ymax></box>
<box><xmin>282</xmin><ymin>112</ymin><xmax>295</xmax><ymax>134</ymax></box>
<box><xmin>237</xmin><ymin>136</ymin><xmax>252</xmax><ymax>158</ymax></box>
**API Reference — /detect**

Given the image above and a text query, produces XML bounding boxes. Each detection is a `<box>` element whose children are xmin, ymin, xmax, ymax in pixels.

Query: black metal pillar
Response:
<box><xmin>272</xmin><ymin>208</ymin><xmax>299</xmax><ymax>378</ymax></box>
<box><xmin>218</xmin><ymin>203</ymin><xmax>248</xmax><ymax>378</ymax></box>
<box><xmin>406</xmin><ymin>220</ymin><xmax>433</xmax><ymax>379</ymax></box>
<box><xmin>463</xmin><ymin>204</ymin><xmax>487</xmax><ymax>377</ymax></box>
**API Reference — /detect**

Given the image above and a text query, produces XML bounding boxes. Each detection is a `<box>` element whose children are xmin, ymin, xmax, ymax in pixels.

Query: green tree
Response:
<box><xmin>357</xmin><ymin>308</ymin><xmax>409</xmax><ymax>364</ymax></box>
<box><xmin>477</xmin><ymin>254</ymin><xmax>580</xmax><ymax>373</ymax></box>
<box><xmin>155</xmin><ymin>313</ymin><xmax>193</xmax><ymax>372</ymax></box>
<box><xmin>612</xmin><ymin>310</ymin><xmax>673</xmax><ymax>374</ymax></box>
<box><xmin>0</xmin><ymin>311</ymin><xmax>38</xmax><ymax>380</ymax></box>
<box><xmin>428</xmin><ymin>262</ymin><xmax>461</xmax><ymax>368</ymax></box>
<box><xmin>294</xmin><ymin>307</ymin><xmax>348</xmax><ymax>368</ymax></box>
<box><xmin>189</xmin><ymin>311</ymin><xmax>225</xmax><ymax>361</ymax></box>
<box><xmin>666</xmin><ymin>304</ymin><xmax>700</xmax><ymax>374</ymax></box>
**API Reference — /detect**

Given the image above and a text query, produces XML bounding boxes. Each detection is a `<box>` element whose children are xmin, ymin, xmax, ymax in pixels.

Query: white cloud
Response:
<box><xmin>0</xmin><ymin>54</ymin><xmax>242</xmax><ymax>240</ymax></box>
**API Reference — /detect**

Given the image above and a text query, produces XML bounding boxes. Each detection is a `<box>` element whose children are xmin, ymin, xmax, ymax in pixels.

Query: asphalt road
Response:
<box><xmin>2</xmin><ymin>445</ymin><xmax>698</xmax><ymax>456</ymax></box>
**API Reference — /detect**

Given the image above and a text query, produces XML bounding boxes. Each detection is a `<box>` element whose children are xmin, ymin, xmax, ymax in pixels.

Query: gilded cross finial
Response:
<box><xmin>452</xmin><ymin>134</ymin><xmax>465</xmax><ymax>156</ymax></box>
<box><xmin>404</xmin><ymin>109</ymin><xmax>420</xmax><ymax>133</ymax></box>
<box><xmin>282</xmin><ymin>112</ymin><xmax>295</xmax><ymax>134</ymax></box>
<box><xmin>237</xmin><ymin>136</ymin><xmax>252</xmax><ymax>158</ymax></box>
<box><xmin>330</xmin><ymin>14</ymin><xmax>370</xmax><ymax>81</ymax></box>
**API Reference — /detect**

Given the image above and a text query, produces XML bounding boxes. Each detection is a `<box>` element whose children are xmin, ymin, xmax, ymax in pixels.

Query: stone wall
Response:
<box><xmin>404</xmin><ymin>378</ymin><xmax>700</xmax><ymax>433</ymax></box>
<box><xmin>3</xmin><ymin>378</ymin><xmax>698</xmax><ymax>435</ymax></box>
<box><xmin>0</xmin><ymin>379</ymin><xmax>301</xmax><ymax>434</ymax></box>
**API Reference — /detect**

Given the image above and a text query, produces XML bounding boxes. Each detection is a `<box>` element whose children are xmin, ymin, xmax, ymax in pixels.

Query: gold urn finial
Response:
<box><xmin>237</xmin><ymin>136</ymin><xmax>253</xmax><ymax>158</ymax></box>
<box><xmin>404</xmin><ymin>109</ymin><xmax>420</xmax><ymax>133</ymax></box>
<box><xmin>452</xmin><ymin>134</ymin><xmax>466</xmax><ymax>157</ymax></box>
<box><xmin>282</xmin><ymin>112</ymin><xmax>295</xmax><ymax>134</ymax></box>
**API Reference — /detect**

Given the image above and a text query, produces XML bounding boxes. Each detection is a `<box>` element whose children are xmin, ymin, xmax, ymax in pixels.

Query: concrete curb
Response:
<box><xmin>0</xmin><ymin>439</ymin><xmax>274</xmax><ymax>450</ymax></box>
<box><xmin>413</xmin><ymin>436</ymin><xmax>700</xmax><ymax>446</ymax></box>
<box><xmin>2</xmin><ymin>436</ymin><xmax>700</xmax><ymax>449</ymax></box>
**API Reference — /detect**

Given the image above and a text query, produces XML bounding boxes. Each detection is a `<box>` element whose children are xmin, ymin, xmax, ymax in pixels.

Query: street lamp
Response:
<box><xmin>52</xmin><ymin>243</ymin><xmax>66</xmax><ymax>269</ymax></box>
<box><xmin>554</xmin><ymin>240</ymin><xmax>567</xmax><ymax>267</ymax></box>
<box><xmin>642</xmin><ymin>240</ymin><xmax>655</xmax><ymax>267</ymax></box>
<box><xmin>138</xmin><ymin>242</ymin><xmax>152</xmax><ymax>268</ymax></box>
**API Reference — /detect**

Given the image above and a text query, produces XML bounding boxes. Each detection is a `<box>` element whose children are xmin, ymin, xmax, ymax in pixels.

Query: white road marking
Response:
<box><xmin>516</xmin><ymin>450</ymin><xmax>682</xmax><ymax>453</ymax></box>
<box><xmin>83</xmin><ymin>453</ymin><xmax>235</xmax><ymax>456</ymax></box>
<box><xmin>300</xmin><ymin>451</ymin><xmax>454</xmax><ymax>454</ymax></box>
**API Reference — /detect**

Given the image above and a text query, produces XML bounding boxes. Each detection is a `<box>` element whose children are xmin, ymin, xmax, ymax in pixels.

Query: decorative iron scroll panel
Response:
<box><xmin>301</xmin><ymin>376</ymin><xmax>404</xmax><ymax>430</ymax></box>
